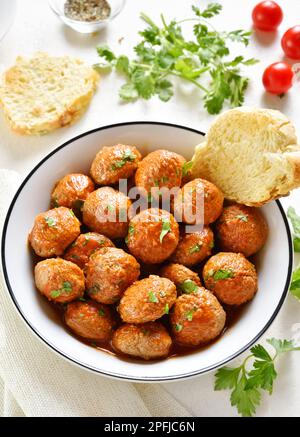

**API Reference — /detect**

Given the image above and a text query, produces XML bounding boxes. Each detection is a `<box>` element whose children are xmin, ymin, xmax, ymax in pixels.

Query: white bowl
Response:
<box><xmin>1</xmin><ymin>122</ymin><xmax>293</xmax><ymax>382</ymax></box>
<box><xmin>0</xmin><ymin>0</ymin><xmax>16</xmax><ymax>43</ymax></box>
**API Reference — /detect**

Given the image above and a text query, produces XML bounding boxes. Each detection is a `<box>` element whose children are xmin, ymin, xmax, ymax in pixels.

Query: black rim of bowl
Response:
<box><xmin>1</xmin><ymin>121</ymin><xmax>294</xmax><ymax>382</ymax></box>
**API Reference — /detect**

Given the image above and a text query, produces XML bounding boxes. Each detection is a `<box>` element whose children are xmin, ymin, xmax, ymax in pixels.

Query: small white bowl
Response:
<box><xmin>0</xmin><ymin>0</ymin><xmax>16</xmax><ymax>43</ymax></box>
<box><xmin>48</xmin><ymin>0</ymin><xmax>126</xmax><ymax>33</ymax></box>
<box><xmin>1</xmin><ymin>122</ymin><xmax>293</xmax><ymax>382</ymax></box>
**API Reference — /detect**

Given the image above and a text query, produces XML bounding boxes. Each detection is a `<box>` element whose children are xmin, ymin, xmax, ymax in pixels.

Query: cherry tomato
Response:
<box><xmin>281</xmin><ymin>26</ymin><xmax>300</xmax><ymax>60</ymax></box>
<box><xmin>252</xmin><ymin>1</ymin><xmax>283</xmax><ymax>31</ymax></box>
<box><xmin>262</xmin><ymin>62</ymin><xmax>294</xmax><ymax>94</ymax></box>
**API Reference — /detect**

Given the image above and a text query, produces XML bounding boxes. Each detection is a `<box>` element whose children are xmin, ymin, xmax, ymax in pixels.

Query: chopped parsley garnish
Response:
<box><xmin>98</xmin><ymin>308</ymin><xmax>105</xmax><ymax>316</ymax></box>
<box><xmin>111</xmin><ymin>149</ymin><xmax>136</xmax><ymax>170</ymax></box>
<box><xmin>164</xmin><ymin>303</ymin><xmax>169</xmax><ymax>314</ymax></box>
<box><xmin>148</xmin><ymin>291</ymin><xmax>159</xmax><ymax>303</ymax></box>
<box><xmin>82</xmin><ymin>236</ymin><xmax>90</xmax><ymax>246</ymax></box>
<box><xmin>125</xmin><ymin>224</ymin><xmax>135</xmax><ymax>244</ymax></box>
<box><xmin>186</xmin><ymin>310</ymin><xmax>194</xmax><ymax>322</ymax></box>
<box><xmin>213</xmin><ymin>269</ymin><xmax>234</xmax><ymax>280</ymax></box>
<box><xmin>189</xmin><ymin>244</ymin><xmax>202</xmax><ymax>254</ymax></box>
<box><xmin>174</xmin><ymin>323</ymin><xmax>183</xmax><ymax>332</ymax></box>
<box><xmin>182</xmin><ymin>161</ymin><xmax>193</xmax><ymax>177</ymax></box>
<box><xmin>62</xmin><ymin>281</ymin><xmax>72</xmax><ymax>292</ymax></box>
<box><xmin>78</xmin><ymin>297</ymin><xmax>87</xmax><ymax>302</ymax></box>
<box><xmin>179</xmin><ymin>279</ymin><xmax>198</xmax><ymax>294</ymax></box>
<box><xmin>159</xmin><ymin>218</ymin><xmax>171</xmax><ymax>243</ymax></box>
<box><xmin>45</xmin><ymin>216</ymin><xmax>56</xmax><ymax>227</ymax></box>
<box><xmin>161</xmin><ymin>176</ymin><xmax>169</xmax><ymax>183</ymax></box>
<box><xmin>50</xmin><ymin>281</ymin><xmax>72</xmax><ymax>299</ymax></box>
<box><xmin>69</xmin><ymin>209</ymin><xmax>75</xmax><ymax>217</ymax></box>
<box><xmin>289</xmin><ymin>265</ymin><xmax>300</xmax><ymax>300</ymax></box>
<box><xmin>236</xmin><ymin>214</ymin><xmax>248</xmax><ymax>222</ymax></box>
<box><xmin>106</xmin><ymin>204</ymin><xmax>115</xmax><ymax>213</ymax></box>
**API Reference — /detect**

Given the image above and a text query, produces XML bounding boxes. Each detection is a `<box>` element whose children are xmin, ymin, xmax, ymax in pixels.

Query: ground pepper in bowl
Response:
<box><xmin>64</xmin><ymin>0</ymin><xmax>111</xmax><ymax>22</ymax></box>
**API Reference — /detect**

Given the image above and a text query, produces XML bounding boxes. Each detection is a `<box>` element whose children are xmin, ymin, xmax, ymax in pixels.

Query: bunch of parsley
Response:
<box><xmin>215</xmin><ymin>206</ymin><xmax>300</xmax><ymax>417</ymax></box>
<box><xmin>94</xmin><ymin>3</ymin><xmax>258</xmax><ymax>114</ymax></box>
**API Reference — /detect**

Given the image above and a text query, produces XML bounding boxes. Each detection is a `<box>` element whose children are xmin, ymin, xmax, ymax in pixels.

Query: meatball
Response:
<box><xmin>174</xmin><ymin>178</ymin><xmax>224</xmax><ymax>225</ymax></box>
<box><xmin>65</xmin><ymin>300</ymin><xmax>115</xmax><ymax>342</ymax></box>
<box><xmin>51</xmin><ymin>173</ymin><xmax>94</xmax><ymax>209</ymax></box>
<box><xmin>119</xmin><ymin>275</ymin><xmax>177</xmax><ymax>323</ymax></box>
<box><xmin>203</xmin><ymin>252</ymin><xmax>258</xmax><ymax>305</ymax></box>
<box><xmin>86</xmin><ymin>247</ymin><xmax>140</xmax><ymax>304</ymax></box>
<box><xmin>135</xmin><ymin>149</ymin><xmax>186</xmax><ymax>195</ymax></box>
<box><xmin>112</xmin><ymin>322</ymin><xmax>172</xmax><ymax>360</ymax></box>
<box><xmin>215</xmin><ymin>204</ymin><xmax>268</xmax><ymax>257</ymax></box>
<box><xmin>64</xmin><ymin>232</ymin><xmax>114</xmax><ymax>269</ymax></box>
<box><xmin>82</xmin><ymin>187</ymin><xmax>131</xmax><ymax>239</ymax></box>
<box><xmin>90</xmin><ymin>144</ymin><xmax>142</xmax><ymax>185</ymax></box>
<box><xmin>126</xmin><ymin>208</ymin><xmax>179</xmax><ymax>264</ymax></box>
<box><xmin>160</xmin><ymin>263</ymin><xmax>202</xmax><ymax>294</ymax></box>
<box><xmin>34</xmin><ymin>258</ymin><xmax>84</xmax><ymax>303</ymax></box>
<box><xmin>170</xmin><ymin>289</ymin><xmax>226</xmax><ymax>346</ymax></box>
<box><xmin>172</xmin><ymin>226</ymin><xmax>214</xmax><ymax>267</ymax></box>
<box><xmin>29</xmin><ymin>207</ymin><xmax>81</xmax><ymax>257</ymax></box>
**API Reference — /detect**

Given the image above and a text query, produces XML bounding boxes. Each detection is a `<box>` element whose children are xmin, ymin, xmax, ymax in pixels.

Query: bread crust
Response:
<box><xmin>0</xmin><ymin>52</ymin><xmax>99</xmax><ymax>135</ymax></box>
<box><xmin>191</xmin><ymin>107</ymin><xmax>300</xmax><ymax>206</ymax></box>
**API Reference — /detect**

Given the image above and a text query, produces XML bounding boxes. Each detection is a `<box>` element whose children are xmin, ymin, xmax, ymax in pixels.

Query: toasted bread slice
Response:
<box><xmin>191</xmin><ymin>107</ymin><xmax>300</xmax><ymax>206</ymax></box>
<box><xmin>0</xmin><ymin>52</ymin><xmax>99</xmax><ymax>135</ymax></box>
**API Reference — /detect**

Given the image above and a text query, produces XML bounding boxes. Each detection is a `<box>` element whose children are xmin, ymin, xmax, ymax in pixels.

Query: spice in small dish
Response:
<box><xmin>64</xmin><ymin>0</ymin><xmax>111</xmax><ymax>22</ymax></box>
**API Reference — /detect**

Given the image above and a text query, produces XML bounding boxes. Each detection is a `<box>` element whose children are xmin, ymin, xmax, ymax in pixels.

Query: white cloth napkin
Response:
<box><xmin>0</xmin><ymin>169</ymin><xmax>192</xmax><ymax>417</ymax></box>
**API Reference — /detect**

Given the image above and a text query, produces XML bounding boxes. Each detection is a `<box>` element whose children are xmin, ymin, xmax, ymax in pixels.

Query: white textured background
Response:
<box><xmin>0</xmin><ymin>0</ymin><xmax>300</xmax><ymax>417</ymax></box>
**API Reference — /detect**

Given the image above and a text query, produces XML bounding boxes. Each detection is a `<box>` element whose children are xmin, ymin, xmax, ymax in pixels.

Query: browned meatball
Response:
<box><xmin>160</xmin><ymin>263</ymin><xmax>202</xmax><ymax>294</ymax></box>
<box><xmin>135</xmin><ymin>149</ymin><xmax>186</xmax><ymax>195</ymax></box>
<box><xmin>64</xmin><ymin>232</ymin><xmax>115</xmax><ymax>269</ymax></box>
<box><xmin>172</xmin><ymin>226</ymin><xmax>214</xmax><ymax>267</ymax></box>
<box><xmin>90</xmin><ymin>144</ymin><xmax>142</xmax><ymax>185</ymax></box>
<box><xmin>174</xmin><ymin>178</ymin><xmax>224</xmax><ymax>225</ymax></box>
<box><xmin>65</xmin><ymin>300</ymin><xmax>115</xmax><ymax>342</ymax></box>
<box><xmin>170</xmin><ymin>289</ymin><xmax>226</xmax><ymax>346</ymax></box>
<box><xmin>119</xmin><ymin>275</ymin><xmax>177</xmax><ymax>323</ymax></box>
<box><xmin>82</xmin><ymin>187</ymin><xmax>131</xmax><ymax>239</ymax></box>
<box><xmin>203</xmin><ymin>252</ymin><xmax>258</xmax><ymax>305</ymax></box>
<box><xmin>51</xmin><ymin>173</ymin><xmax>95</xmax><ymax>209</ymax></box>
<box><xmin>34</xmin><ymin>258</ymin><xmax>84</xmax><ymax>303</ymax></box>
<box><xmin>126</xmin><ymin>208</ymin><xmax>179</xmax><ymax>264</ymax></box>
<box><xmin>112</xmin><ymin>322</ymin><xmax>172</xmax><ymax>360</ymax></box>
<box><xmin>86</xmin><ymin>247</ymin><xmax>140</xmax><ymax>304</ymax></box>
<box><xmin>215</xmin><ymin>204</ymin><xmax>268</xmax><ymax>257</ymax></box>
<box><xmin>29</xmin><ymin>207</ymin><xmax>81</xmax><ymax>257</ymax></box>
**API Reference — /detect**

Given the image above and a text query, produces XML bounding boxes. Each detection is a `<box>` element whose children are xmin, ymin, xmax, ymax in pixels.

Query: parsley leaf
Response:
<box><xmin>159</xmin><ymin>218</ymin><xmax>171</xmax><ymax>243</ymax></box>
<box><xmin>174</xmin><ymin>323</ymin><xmax>183</xmax><ymax>332</ymax></box>
<box><xmin>164</xmin><ymin>303</ymin><xmax>169</xmax><ymax>314</ymax></box>
<box><xmin>287</xmin><ymin>207</ymin><xmax>300</xmax><ymax>252</ymax></box>
<box><xmin>214</xmin><ymin>338</ymin><xmax>300</xmax><ymax>417</ymax></box>
<box><xmin>111</xmin><ymin>149</ymin><xmax>136</xmax><ymax>170</ymax></box>
<box><xmin>125</xmin><ymin>224</ymin><xmax>135</xmax><ymax>244</ymax></box>
<box><xmin>45</xmin><ymin>216</ymin><xmax>56</xmax><ymax>227</ymax></box>
<box><xmin>213</xmin><ymin>269</ymin><xmax>234</xmax><ymax>280</ymax></box>
<box><xmin>236</xmin><ymin>214</ymin><xmax>248</xmax><ymax>222</ymax></box>
<box><xmin>148</xmin><ymin>291</ymin><xmax>159</xmax><ymax>303</ymax></box>
<box><xmin>189</xmin><ymin>244</ymin><xmax>202</xmax><ymax>254</ymax></box>
<box><xmin>95</xmin><ymin>4</ymin><xmax>257</xmax><ymax>115</ymax></box>
<box><xmin>179</xmin><ymin>279</ymin><xmax>199</xmax><ymax>294</ymax></box>
<box><xmin>289</xmin><ymin>266</ymin><xmax>300</xmax><ymax>300</ymax></box>
<box><xmin>182</xmin><ymin>161</ymin><xmax>193</xmax><ymax>177</ymax></box>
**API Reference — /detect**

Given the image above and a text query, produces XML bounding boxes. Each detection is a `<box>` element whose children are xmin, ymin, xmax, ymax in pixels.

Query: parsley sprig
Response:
<box><xmin>94</xmin><ymin>3</ymin><xmax>258</xmax><ymax>114</ymax></box>
<box><xmin>287</xmin><ymin>206</ymin><xmax>300</xmax><ymax>252</ymax></box>
<box><xmin>215</xmin><ymin>338</ymin><xmax>300</xmax><ymax>417</ymax></box>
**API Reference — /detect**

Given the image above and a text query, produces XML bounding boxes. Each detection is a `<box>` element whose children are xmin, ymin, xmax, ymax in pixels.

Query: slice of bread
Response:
<box><xmin>0</xmin><ymin>52</ymin><xmax>99</xmax><ymax>135</ymax></box>
<box><xmin>191</xmin><ymin>107</ymin><xmax>300</xmax><ymax>206</ymax></box>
